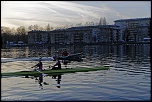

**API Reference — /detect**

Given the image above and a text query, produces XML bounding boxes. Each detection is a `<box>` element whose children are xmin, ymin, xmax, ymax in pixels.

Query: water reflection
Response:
<box><xmin>1</xmin><ymin>44</ymin><xmax>150</xmax><ymax>74</ymax></box>
<box><xmin>1</xmin><ymin>44</ymin><xmax>150</xmax><ymax>60</ymax></box>
<box><xmin>23</xmin><ymin>74</ymin><xmax>62</xmax><ymax>89</ymax></box>
<box><xmin>1</xmin><ymin>44</ymin><xmax>150</xmax><ymax>72</ymax></box>
<box><xmin>1</xmin><ymin>44</ymin><xmax>151</xmax><ymax>101</ymax></box>
<box><xmin>23</xmin><ymin>75</ymin><xmax>45</xmax><ymax>89</ymax></box>
<box><xmin>52</xmin><ymin>74</ymin><xmax>62</xmax><ymax>88</ymax></box>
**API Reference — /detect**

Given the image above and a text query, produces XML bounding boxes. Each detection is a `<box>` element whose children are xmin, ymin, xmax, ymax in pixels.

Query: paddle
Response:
<box><xmin>31</xmin><ymin>66</ymin><xmax>47</xmax><ymax>76</ymax></box>
<box><xmin>36</xmin><ymin>69</ymin><xmax>47</xmax><ymax>76</ymax></box>
<box><xmin>49</xmin><ymin>66</ymin><xmax>53</xmax><ymax>69</ymax></box>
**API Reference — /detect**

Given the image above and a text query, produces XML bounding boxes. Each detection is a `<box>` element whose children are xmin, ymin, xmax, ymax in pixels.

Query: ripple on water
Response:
<box><xmin>1</xmin><ymin>45</ymin><xmax>151</xmax><ymax>101</ymax></box>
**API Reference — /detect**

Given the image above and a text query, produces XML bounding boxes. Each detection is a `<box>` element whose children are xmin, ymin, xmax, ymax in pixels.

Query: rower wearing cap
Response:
<box><xmin>52</xmin><ymin>57</ymin><xmax>61</xmax><ymax>70</ymax></box>
<box><xmin>32</xmin><ymin>58</ymin><xmax>43</xmax><ymax>71</ymax></box>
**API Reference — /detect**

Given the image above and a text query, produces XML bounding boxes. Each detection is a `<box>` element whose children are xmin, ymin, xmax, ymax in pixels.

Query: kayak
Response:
<box><xmin>1</xmin><ymin>67</ymin><xmax>109</xmax><ymax>77</ymax></box>
<box><xmin>58</xmin><ymin>53</ymin><xmax>83</xmax><ymax>62</ymax></box>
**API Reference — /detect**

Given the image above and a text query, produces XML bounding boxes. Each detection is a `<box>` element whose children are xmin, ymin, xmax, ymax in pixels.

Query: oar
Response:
<box><xmin>31</xmin><ymin>65</ymin><xmax>36</xmax><ymax>69</ymax></box>
<box><xmin>36</xmin><ymin>69</ymin><xmax>47</xmax><ymax>77</ymax></box>
<box><xmin>49</xmin><ymin>66</ymin><xmax>53</xmax><ymax>69</ymax></box>
<box><xmin>31</xmin><ymin>66</ymin><xmax>47</xmax><ymax>76</ymax></box>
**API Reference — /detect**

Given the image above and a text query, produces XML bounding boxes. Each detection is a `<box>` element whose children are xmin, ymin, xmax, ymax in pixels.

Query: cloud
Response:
<box><xmin>1</xmin><ymin>1</ymin><xmax>151</xmax><ymax>28</ymax></box>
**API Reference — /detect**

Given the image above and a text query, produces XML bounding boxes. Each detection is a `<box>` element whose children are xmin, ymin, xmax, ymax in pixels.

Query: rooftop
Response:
<box><xmin>114</xmin><ymin>17</ymin><xmax>151</xmax><ymax>22</ymax></box>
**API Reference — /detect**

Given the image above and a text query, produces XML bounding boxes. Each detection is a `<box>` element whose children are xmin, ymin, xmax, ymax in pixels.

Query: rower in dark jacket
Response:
<box><xmin>31</xmin><ymin>58</ymin><xmax>43</xmax><ymax>71</ymax></box>
<box><xmin>62</xmin><ymin>49</ymin><xmax>69</xmax><ymax>56</ymax></box>
<box><xmin>62</xmin><ymin>49</ymin><xmax>70</xmax><ymax>66</ymax></box>
<box><xmin>52</xmin><ymin>58</ymin><xmax>61</xmax><ymax>70</ymax></box>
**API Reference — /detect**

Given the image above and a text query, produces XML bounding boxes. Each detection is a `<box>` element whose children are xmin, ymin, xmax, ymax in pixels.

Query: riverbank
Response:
<box><xmin>2</xmin><ymin>42</ymin><xmax>150</xmax><ymax>49</ymax></box>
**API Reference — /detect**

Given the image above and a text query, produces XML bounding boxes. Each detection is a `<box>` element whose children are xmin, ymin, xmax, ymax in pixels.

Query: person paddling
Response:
<box><xmin>62</xmin><ymin>49</ymin><xmax>69</xmax><ymax>56</ymax></box>
<box><xmin>62</xmin><ymin>49</ymin><xmax>70</xmax><ymax>67</ymax></box>
<box><xmin>52</xmin><ymin>57</ymin><xmax>61</xmax><ymax>70</ymax></box>
<box><xmin>32</xmin><ymin>58</ymin><xmax>43</xmax><ymax>71</ymax></box>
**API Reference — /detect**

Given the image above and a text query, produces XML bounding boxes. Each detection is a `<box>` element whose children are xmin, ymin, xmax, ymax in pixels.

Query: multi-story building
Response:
<box><xmin>114</xmin><ymin>17</ymin><xmax>150</xmax><ymax>42</ymax></box>
<box><xmin>28</xmin><ymin>25</ymin><xmax>120</xmax><ymax>45</ymax></box>
<box><xmin>98</xmin><ymin>25</ymin><xmax>120</xmax><ymax>43</ymax></box>
<box><xmin>29</xmin><ymin>17</ymin><xmax>151</xmax><ymax>45</ymax></box>
<box><xmin>28</xmin><ymin>30</ymin><xmax>48</xmax><ymax>45</ymax></box>
<box><xmin>48</xmin><ymin>29</ymin><xmax>68</xmax><ymax>44</ymax></box>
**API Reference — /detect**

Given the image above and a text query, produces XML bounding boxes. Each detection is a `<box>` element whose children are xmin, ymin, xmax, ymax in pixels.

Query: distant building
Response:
<box><xmin>28</xmin><ymin>17</ymin><xmax>151</xmax><ymax>45</ymax></box>
<box><xmin>114</xmin><ymin>17</ymin><xmax>150</xmax><ymax>42</ymax></box>
<box><xmin>28</xmin><ymin>25</ymin><xmax>120</xmax><ymax>45</ymax></box>
<box><xmin>28</xmin><ymin>30</ymin><xmax>48</xmax><ymax>45</ymax></box>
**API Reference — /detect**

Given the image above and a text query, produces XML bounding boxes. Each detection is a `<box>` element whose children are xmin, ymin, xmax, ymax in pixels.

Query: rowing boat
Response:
<box><xmin>58</xmin><ymin>53</ymin><xmax>83</xmax><ymax>62</ymax></box>
<box><xmin>1</xmin><ymin>67</ymin><xmax>109</xmax><ymax>77</ymax></box>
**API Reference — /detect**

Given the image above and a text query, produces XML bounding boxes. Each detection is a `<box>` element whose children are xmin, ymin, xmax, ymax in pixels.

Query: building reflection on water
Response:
<box><xmin>1</xmin><ymin>44</ymin><xmax>150</xmax><ymax>62</ymax></box>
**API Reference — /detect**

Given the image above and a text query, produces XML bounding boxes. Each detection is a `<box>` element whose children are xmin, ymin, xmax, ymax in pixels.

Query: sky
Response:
<box><xmin>1</xmin><ymin>1</ymin><xmax>151</xmax><ymax>28</ymax></box>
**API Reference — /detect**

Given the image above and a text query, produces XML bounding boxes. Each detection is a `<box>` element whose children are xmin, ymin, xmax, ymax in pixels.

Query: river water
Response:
<box><xmin>1</xmin><ymin>44</ymin><xmax>151</xmax><ymax>101</ymax></box>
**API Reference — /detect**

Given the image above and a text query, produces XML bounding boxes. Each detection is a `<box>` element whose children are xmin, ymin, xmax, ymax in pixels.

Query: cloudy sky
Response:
<box><xmin>1</xmin><ymin>1</ymin><xmax>151</xmax><ymax>28</ymax></box>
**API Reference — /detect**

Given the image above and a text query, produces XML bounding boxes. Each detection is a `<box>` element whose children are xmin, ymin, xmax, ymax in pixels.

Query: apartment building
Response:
<box><xmin>28</xmin><ymin>25</ymin><xmax>120</xmax><ymax>45</ymax></box>
<box><xmin>29</xmin><ymin>17</ymin><xmax>151</xmax><ymax>45</ymax></box>
<box><xmin>98</xmin><ymin>25</ymin><xmax>120</xmax><ymax>43</ymax></box>
<box><xmin>28</xmin><ymin>30</ymin><xmax>48</xmax><ymax>45</ymax></box>
<box><xmin>114</xmin><ymin>17</ymin><xmax>150</xmax><ymax>42</ymax></box>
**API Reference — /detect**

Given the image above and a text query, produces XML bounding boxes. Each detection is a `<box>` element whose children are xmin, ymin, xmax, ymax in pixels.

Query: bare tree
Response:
<box><xmin>85</xmin><ymin>21</ymin><xmax>89</xmax><ymax>26</ymax></box>
<box><xmin>1</xmin><ymin>26</ymin><xmax>14</xmax><ymax>44</ymax></box>
<box><xmin>11</xmin><ymin>27</ymin><xmax>17</xmax><ymax>35</ymax></box>
<box><xmin>90</xmin><ymin>21</ymin><xmax>95</xmax><ymax>26</ymax></box>
<box><xmin>99</xmin><ymin>17</ymin><xmax>107</xmax><ymax>25</ymax></box>
<box><xmin>1</xmin><ymin>26</ymin><xmax>11</xmax><ymax>34</ymax></box>
<box><xmin>46</xmin><ymin>23</ymin><xmax>51</xmax><ymax>31</ymax></box>
<box><xmin>103</xmin><ymin>17</ymin><xmax>107</xmax><ymax>25</ymax></box>
<box><xmin>50</xmin><ymin>25</ymin><xmax>54</xmax><ymax>30</ymax></box>
<box><xmin>75</xmin><ymin>23</ymin><xmax>82</xmax><ymax>27</ymax></box>
<box><xmin>99</xmin><ymin>17</ymin><xmax>103</xmax><ymax>25</ymax></box>
<box><xmin>28</xmin><ymin>25</ymin><xmax>33</xmax><ymax>31</ymax></box>
<box><xmin>33</xmin><ymin>24</ymin><xmax>39</xmax><ymax>30</ymax></box>
<box><xmin>16</xmin><ymin>26</ymin><xmax>28</xmax><ymax>43</ymax></box>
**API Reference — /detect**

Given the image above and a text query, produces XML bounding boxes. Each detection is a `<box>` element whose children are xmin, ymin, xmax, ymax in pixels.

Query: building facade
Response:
<box><xmin>28</xmin><ymin>17</ymin><xmax>151</xmax><ymax>45</ymax></box>
<box><xmin>28</xmin><ymin>30</ymin><xmax>48</xmax><ymax>44</ymax></box>
<box><xmin>28</xmin><ymin>25</ymin><xmax>120</xmax><ymax>45</ymax></box>
<box><xmin>114</xmin><ymin>17</ymin><xmax>150</xmax><ymax>42</ymax></box>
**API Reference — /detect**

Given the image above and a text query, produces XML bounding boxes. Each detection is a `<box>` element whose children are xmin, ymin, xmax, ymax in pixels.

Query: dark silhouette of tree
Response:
<box><xmin>85</xmin><ymin>21</ymin><xmax>89</xmax><ymax>26</ymax></box>
<box><xmin>28</xmin><ymin>25</ymin><xmax>33</xmax><ymax>31</ymax></box>
<box><xmin>33</xmin><ymin>25</ymin><xmax>39</xmax><ymax>30</ymax></box>
<box><xmin>75</xmin><ymin>23</ymin><xmax>82</xmax><ymax>27</ymax></box>
<box><xmin>103</xmin><ymin>17</ymin><xmax>107</xmax><ymax>25</ymax></box>
<box><xmin>99</xmin><ymin>17</ymin><xmax>103</xmax><ymax>25</ymax></box>
<box><xmin>46</xmin><ymin>23</ymin><xmax>51</xmax><ymax>31</ymax></box>
<box><xmin>16</xmin><ymin>26</ymin><xmax>28</xmax><ymax>43</ymax></box>
<box><xmin>99</xmin><ymin>17</ymin><xmax>107</xmax><ymax>25</ymax></box>
<box><xmin>1</xmin><ymin>26</ymin><xmax>13</xmax><ymax>45</ymax></box>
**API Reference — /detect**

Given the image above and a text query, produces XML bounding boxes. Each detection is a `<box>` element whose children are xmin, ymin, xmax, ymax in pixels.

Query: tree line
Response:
<box><xmin>1</xmin><ymin>24</ymin><xmax>54</xmax><ymax>45</ymax></box>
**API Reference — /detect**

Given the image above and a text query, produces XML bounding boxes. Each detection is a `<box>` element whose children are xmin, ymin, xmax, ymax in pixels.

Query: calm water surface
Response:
<box><xmin>1</xmin><ymin>44</ymin><xmax>151</xmax><ymax>101</ymax></box>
